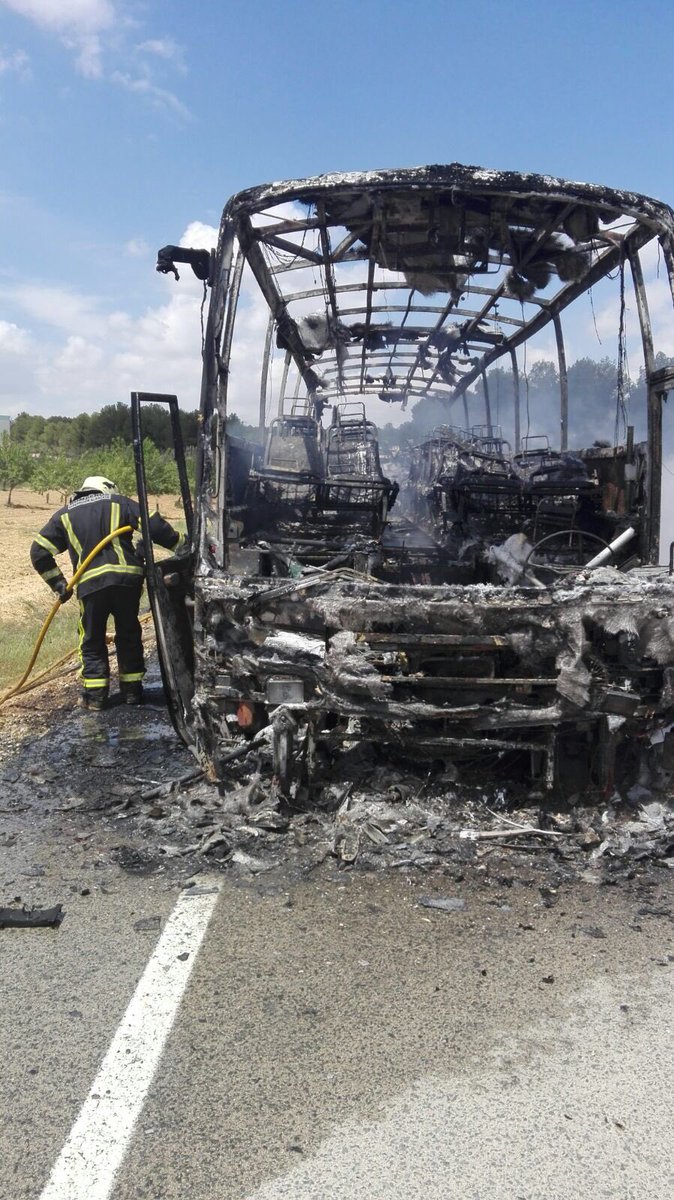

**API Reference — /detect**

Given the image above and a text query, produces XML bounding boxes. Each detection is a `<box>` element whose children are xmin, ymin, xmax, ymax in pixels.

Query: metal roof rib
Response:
<box><xmin>220</xmin><ymin>163</ymin><xmax>674</xmax><ymax>412</ymax></box>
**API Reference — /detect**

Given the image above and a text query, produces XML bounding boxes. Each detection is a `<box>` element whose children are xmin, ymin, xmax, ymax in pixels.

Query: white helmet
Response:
<box><xmin>80</xmin><ymin>476</ymin><xmax>117</xmax><ymax>493</ymax></box>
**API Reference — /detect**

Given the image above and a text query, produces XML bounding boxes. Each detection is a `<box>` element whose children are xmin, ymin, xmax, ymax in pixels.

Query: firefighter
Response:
<box><xmin>30</xmin><ymin>476</ymin><xmax>187</xmax><ymax>710</ymax></box>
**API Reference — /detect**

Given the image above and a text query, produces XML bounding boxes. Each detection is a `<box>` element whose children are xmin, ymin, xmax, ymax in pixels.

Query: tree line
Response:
<box><xmin>9</xmin><ymin>402</ymin><xmax>200</xmax><ymax>455</ymax></box>
<box><xmin>3</xmin><ymin>354</ymin><xmax>673</xmax><ymax>505</ymax></box>
<box><xmin>0</xmin><ymin>435</ymin><xmax>187</xmax><ymax>507</ymax></box>
<box><xmin>0</xmin><ymin>404</ymin><xmax>258</xmax><ymax>506</ymax></box>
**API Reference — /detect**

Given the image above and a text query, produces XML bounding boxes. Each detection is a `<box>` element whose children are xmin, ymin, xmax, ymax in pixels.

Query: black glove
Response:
<box><xmin>54</xmin><ymin>579</ymin><xmax>71</xmax><ymax>605</ymax></box>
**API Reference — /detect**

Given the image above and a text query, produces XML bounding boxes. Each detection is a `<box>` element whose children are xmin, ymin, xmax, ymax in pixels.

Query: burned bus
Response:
<box><xmin>133</xmin><ymin>164</ymin><xmax>674</xmax><ymax>796</ymax></box>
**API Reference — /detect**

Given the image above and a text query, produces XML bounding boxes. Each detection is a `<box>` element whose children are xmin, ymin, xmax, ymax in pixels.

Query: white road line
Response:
<box><xmin>39</xmin><ymin>882</ymin><xmax>221</xmax><ymax>1200</ymax></box>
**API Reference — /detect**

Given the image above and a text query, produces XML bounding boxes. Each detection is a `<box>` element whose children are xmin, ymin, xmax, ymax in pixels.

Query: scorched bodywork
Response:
<box><xmin>133</xmin><ymin>164</ymin><xmax>674</xmax><ymax>796</ymax></box>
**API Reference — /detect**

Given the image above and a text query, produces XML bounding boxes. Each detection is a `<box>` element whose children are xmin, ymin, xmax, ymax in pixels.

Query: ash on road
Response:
<box><xmin>0</xmin><ymin>665</ymin><xmax>673</xmax><ymax>1199</ymax></box>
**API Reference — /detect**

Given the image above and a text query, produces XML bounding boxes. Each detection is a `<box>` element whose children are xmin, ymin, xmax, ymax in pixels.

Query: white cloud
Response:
<box><xmin>137</xmin><ymin>36</ymin><xmax>186</xmax><ymax>72</ymax></box>
<box><xmin>0</xmin><ymin>223</ymin><xmax>227</xmax><ymax>420</ymax></box>
<box><xmin>7</xmin><ymin>282</ymin><xmax>106</xmax><ymax>339</ymax></box>
<box><xmin>110</xmin><ymin>69</ymin><xmax>191</xmax><ymax>119</ymax></box>
<box><xmin>0</xmin><ymin>46</ymin><xmax>30</xmax><ymax>77</ymax></box>
<box><xmin>0</xmin><ymin>1</ymin><xmax>190</xmax><ymax>108</ymax></box>
<box><xmin>180</xmin><ymin>221</ymin><xmax>217</xmax><ymax>252</ymax></box>
<box><xmin>0</xmin><ymin>0</ymin><xmax>114</xmax><ymax>29</ymax></box>
<box><xmin>0</xmin><ymin>0</ymin><xmax>115</xmax><ymax>78</ymax></box>
<box><xmin>520</xmin><ymin>341</ymin><xmax>558</xmax><ymax>367</ymax></box>
<box><xmin>0</xmin><ymin>317</ymin><xmax>39</xmax><ymax>409</ymax></box>
<box><xmin>53</xmin><ymin>334</ymin><xmax>104</xmax><ymax>370</ymax></box>
<box><xmin>0</xmin><ymin>318</ymin><xmax>31</xmax><ymax>353</ymax></box>
<box><xmin>124</xmin><ymin>237</ymin><xmax>150</xmax><ymax>258</ymax></box>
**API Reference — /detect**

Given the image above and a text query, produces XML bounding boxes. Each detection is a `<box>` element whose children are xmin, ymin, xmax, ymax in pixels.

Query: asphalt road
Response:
<box><xmin>1</xmin><ymin>832</ymin><xmax>673</xmax><ymax>1200</ymax></box>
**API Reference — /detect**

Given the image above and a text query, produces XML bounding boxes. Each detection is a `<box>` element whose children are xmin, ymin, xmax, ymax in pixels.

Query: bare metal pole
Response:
<box><xmin>553</xmin><ymin>314</ymin><xmax>569</xmax><ymax>451</ymax></box>
<box><xmin>279</xmin><ymin>351</ymin><xmax>291</xmax><ymax>415</ymax></box>
<box><xmin>510</xmin><ymin>348</ymin><xmax>521</xmax><ymax>451</ymax></box>
<box><xmin>360</xmin><ymin>201</ymin><xmax>381</xmax><ymax>392</ymax></box>
<box><xmin>481</xmin><ymin>369</ymin><xmax>493</xmax><ymax>437</ymax></box>
<box><xmin>260</xmin><ymin>314</ymin><xmax>274</xmax><ymax>432</ymax></box>
<box><xmin>629</xmin><ymin>250</ymin><xmax>659</xmax><ymax>563</ymax></box>
<box><xmin>317</xmin><ymin>200</ymin><xmax>345</xmax><ymax>393</ymax></box>
<box><xmin>219</xmin><ymin>250</ymin><xmax>244</xmax><ymax>393</ymax></box>
<box><xmin>659</xmin><ymin>235</ymin><xmax>674</xmax><ymax>308</ymax></box>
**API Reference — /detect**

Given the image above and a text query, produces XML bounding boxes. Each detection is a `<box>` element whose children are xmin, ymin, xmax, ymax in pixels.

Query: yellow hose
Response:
<box><xmin>4</xmin><ymin>611</ymin><xmax>156</xmax><ymax>701</ymax></box>
<box><xmin>0</xmin><ymin>524</ymin><xmax>133</xmax><ymax>707</ymax></box>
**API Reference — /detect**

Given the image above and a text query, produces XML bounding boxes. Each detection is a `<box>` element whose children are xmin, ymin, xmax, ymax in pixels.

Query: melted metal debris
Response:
<box><xmin>125</xmin><ymin>753</ymin><xmax>674</xmax><ymax>881</ymax></box>
<box><xmin>1</xmin><ymin>667</ymin><xmax>672</xmax><ymax>887</ymax></box>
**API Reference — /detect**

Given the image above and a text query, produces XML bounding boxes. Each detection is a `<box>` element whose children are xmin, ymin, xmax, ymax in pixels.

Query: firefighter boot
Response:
<box><xmin>120</xmin><ymin>682</ymin><xmax>143</xmax><ymax>706</ymax></box>
<box><xmin>78</xmin><ymin>687</ymin><xmax>109</xmax><ymax>711</ymax></box>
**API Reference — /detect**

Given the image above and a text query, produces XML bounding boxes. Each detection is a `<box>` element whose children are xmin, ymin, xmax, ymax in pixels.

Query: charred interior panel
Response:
<box><xmin>149</xmin><ymin>165</ymin><xmax>674</xmax><ymax>797</ymax></box>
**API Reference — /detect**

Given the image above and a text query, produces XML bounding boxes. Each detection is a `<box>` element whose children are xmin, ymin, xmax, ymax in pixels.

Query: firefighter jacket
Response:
<box><xmin>30</xmin><ymin>491</ymin><xmax>187</xmax><ymax>599</ymax></box>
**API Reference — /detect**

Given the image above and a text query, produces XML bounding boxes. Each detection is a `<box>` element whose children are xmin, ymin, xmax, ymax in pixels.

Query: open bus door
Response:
<box><xmin>131</xmin><ymin>391</ymin><xmax>196</xmax><ymax>746</ymax></box>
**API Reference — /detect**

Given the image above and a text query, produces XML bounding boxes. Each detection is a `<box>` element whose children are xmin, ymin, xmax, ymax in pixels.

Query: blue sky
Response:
<box><xmin>1</xmin><ymin>0</ymin><xmax>674</xmax><ymax>423</ymax></box>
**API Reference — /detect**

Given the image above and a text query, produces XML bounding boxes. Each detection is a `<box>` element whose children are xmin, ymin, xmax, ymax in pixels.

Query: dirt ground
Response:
<box><xmin>0</xmin><ymin>489</ymin><xmax>183</xmax><ymax>621</ymax></box>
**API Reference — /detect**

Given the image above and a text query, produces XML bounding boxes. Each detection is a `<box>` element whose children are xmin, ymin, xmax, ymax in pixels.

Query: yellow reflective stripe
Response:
<box><xmin>77</xmin><ymin>600</ymin><xmax>85</xmax><ymax>680</ymax></box>
<box><xmin>34</xmin><ymin>533</ymin><xmax>60</xmax><ymax>556</ymax></box>
<box><xmin>82</xmin><ymin>677</ymin><xmax>109</xmax><ymax>689</ymax></box>
<box><xmin>77</xmin><ymin>563</ymin><xmax>144</xmax><ymax>586</ymax></box>
<box><xmin>61</xmin><ymin>513</ymin><xmax>83</xmax><ymax>562</ymax></box>
<box><xmin>40</xmin><ymin>567</ymin><xmax>62</xmax><ymax>582</ymax></box>
<box><xmin>110</xmin><ymin>501</ymin><xmax>126</xmax><ymax>567</ymax></box>
<box><xmin>119</xmin><ymin>672</ymin><xmax>145</xmax><ymax>683</ymax></box>
<box><xmin>174</xmin><ymin>533</ymin><xmax>187</xmax><ymax>553</ymax></box>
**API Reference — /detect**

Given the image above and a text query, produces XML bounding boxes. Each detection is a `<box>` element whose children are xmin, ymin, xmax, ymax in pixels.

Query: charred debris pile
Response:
<box><xmin>2</xmin><ymin>676</ymin><xmax>673</xmax><ymax>884</ymax></box>
<box><xmin>109</xmin><ymin>706</ymin><xmax>674</xmax><ymax>881</ymax></box>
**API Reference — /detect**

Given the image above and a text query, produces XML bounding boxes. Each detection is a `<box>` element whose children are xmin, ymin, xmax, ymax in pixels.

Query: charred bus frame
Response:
<box><xmin>134</xmin><ymin>165</ymin><xmax>674</xmax><ymax>796</ymax></box>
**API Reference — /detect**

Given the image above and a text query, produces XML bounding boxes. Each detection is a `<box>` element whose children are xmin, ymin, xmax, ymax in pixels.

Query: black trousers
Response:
<box><xmin>78</xmin><ymin>583</ymin><xmax>145</xmax><ymax>693</ymax></box>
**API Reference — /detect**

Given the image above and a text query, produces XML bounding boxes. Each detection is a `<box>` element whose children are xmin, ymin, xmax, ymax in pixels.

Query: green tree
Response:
<box><xmin>139</xmin><ymin>405</ymin><xmax>173</xmax><ymax>451</ymax></box>
<box><xmin>93</xmin><ymin>439</ymin><xmax>136</xmax><ymax>495</ymax></box>
<box><xmin>9</xmin><ymin>412</ymin><xmax>46</xmax><ymax>446</ymax></box>
<box><xmin>0</xmin><ymin>433</ymin><xmax>34</xmax><ymax>505</ymax></box>
<box><xmin>31</xmin><ymin>460</ymin><xmax>54</xmax><ymax>504</ymax></box>
<box><xmin>180</xmin><ymin>410</ymin><xmax>200</xmax><ymax>446</ymax></box>
<box><xmin>34</xmin><ymin>455</ymin><xmax>81</xmax><ymax>504</ymax></box>
<box><xmin>61</xmin><ymin>412</ymin><xmax>92</xmax><ymax>454</ymax></box>
<box><xmin>91</xmin><ymin>438</ymin><xmax>177</xmax><ymax>499</ymax></box>
<box><xmin>138</xmin><ymin>438</ymin><xmax>179</xmax><ymax>498</ymax></box>
<box><xmin>90</xmin><ymin>403</ymin><xmax>132</xmax><ymax>447</ymax></box>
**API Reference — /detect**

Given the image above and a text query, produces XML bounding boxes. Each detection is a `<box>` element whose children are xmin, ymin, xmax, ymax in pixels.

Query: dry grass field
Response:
<box><xmin>0</xmin><ymin>488</ymin><xmax>183</xmax><ymax>691</ymax></box>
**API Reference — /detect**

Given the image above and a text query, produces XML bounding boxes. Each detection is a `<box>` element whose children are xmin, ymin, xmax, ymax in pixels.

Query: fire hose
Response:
<box><xmin>0</xmin><ymin>525</ymin><xmax>134</xmax><ymax>708</ymax></box>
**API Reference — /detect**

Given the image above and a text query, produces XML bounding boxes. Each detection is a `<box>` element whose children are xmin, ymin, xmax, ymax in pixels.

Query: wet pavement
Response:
<box><xmin>1</xmin><ymin>666</ymin><xmax>673</xmax><ymax>1198</ymax></box>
